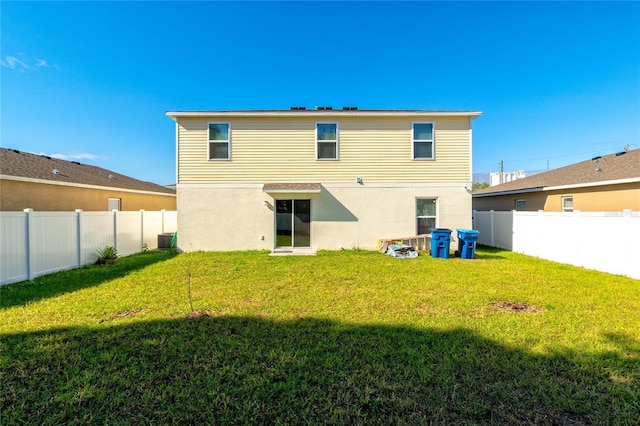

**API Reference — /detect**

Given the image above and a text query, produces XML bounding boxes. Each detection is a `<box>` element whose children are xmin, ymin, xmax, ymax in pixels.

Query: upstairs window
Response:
<box><xmin>562</xmin><ymin>196</ymin><xmax>574</xmax><ymax>212</ymax></box>
<box><xmin>316</xmin><ymin>123</ymin><xmax>338</xmax><ymax>160</ymax></box>
<box><xmin>208</xmin><ymin>123</ymin><xmax>230</xmax><ymax>160</ymax></box>
<box><xmin>413</xmin><ymin>122</ymin><xmax>434</xmax><ymax>159</ymax></box>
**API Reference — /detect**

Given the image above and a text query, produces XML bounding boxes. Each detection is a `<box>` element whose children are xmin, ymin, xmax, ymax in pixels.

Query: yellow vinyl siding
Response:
<box><xmin>177</xmin><ymin>115</ymin><xmax>472</xmax><ymax>183</ymax></box>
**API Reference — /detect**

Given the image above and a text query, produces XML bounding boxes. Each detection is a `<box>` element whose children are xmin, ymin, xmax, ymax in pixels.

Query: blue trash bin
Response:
<box><xmin>456</xmin><ymin>229</ymin><xmax>479</xmax><ymax>259</ymax></box>
<box><xmin>430</xmin><ymin>228</ymin><xmax>452</xmax><ymax>258</ymax></box>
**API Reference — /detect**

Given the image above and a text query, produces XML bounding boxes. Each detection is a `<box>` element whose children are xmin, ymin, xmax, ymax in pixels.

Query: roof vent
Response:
<box><xmin>290</xmin><ymin>106</ymin><xmax>306</xmax><ymax>110</ymax></box>
<box><xmin>315</xmin><ymin>106</ymin><xmax>333</xmax><ymax>111</ymax></box>
<box><xmin>108</xmin><ymin>174</ymin><xmax>115</xmax><ymax>179</ymax></box>
<box><xmin>53</xmin><ymin>168</ymin><xmax>60</xmax><ymax>175</ymax></box>
<box><xmin>71</xmin><ymin>161</ymin><xmax>81</xmax><ymax>165</ymax></box>
<box><xmin>42</xmin><ymin>155</ymin><xmax>52</xmax><ymax>160</ymax></box>
<box><xmin>342</xmin><ymin>106</ymin><xmax>358</xmax><ymax>110</ymax></box>
<box><xmin>13</xmin><ymin>149</ymin><xmax>20</xmax><ymax>154</ymax></box>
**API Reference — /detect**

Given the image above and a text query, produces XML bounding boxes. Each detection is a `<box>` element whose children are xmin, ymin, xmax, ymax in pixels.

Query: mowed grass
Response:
<box><xmin>1</xmin><ymin>248</ymin><xmax>639</xmax><ymax>425</ymax></box>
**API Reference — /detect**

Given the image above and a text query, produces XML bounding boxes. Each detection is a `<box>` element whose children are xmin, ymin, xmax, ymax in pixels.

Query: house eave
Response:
<box><xmin>0</xmin><ymin>174</ymin><xmax>176</xmax><ymax>197</ymax></box>
<box><xmin>166</xmin><ymin>110</ymin><xmax>482</xmax><ymax>121</ymax></box>
<box><xmin>472</xmin><ymin>187</ymin><xmax>543</xmax><ymax>198</ymax></box>
<box><xmin>543</xmin><ymin>177</ymin><xmax>640</xmax><ymax>191</ymax></box>
<box><xmin>473</xmin><ymin>177</ymin><xmax>640</xmax><ymax>198</ymax></box>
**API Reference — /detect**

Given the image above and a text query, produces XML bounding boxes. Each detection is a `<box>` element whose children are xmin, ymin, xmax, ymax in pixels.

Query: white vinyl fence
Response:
<box><xmin>473</xmin><ymin>210</ymin><xmax>640</xmax><ymax>280</ymax></box>
<box><xmin>1</xmin><ymin>209</ymin><xmax>177</xmax><ymax>285</ymax></box>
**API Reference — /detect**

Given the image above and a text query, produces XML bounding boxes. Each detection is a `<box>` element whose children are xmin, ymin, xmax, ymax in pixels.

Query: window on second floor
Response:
<box><xmin>562</xmin><ymin>196</ymin><xmax>574</xmax><ymax>212</ymax></box>
<box><xmin>413</xmin><ymin>122</ymin><xmax>434</xmax><ymax>159</ymax></box>
<box><xmin>208</xmin><ymin>123</ymin><xmax>230</xmax><ymax>160</ymax></box>
<box><xmin>515</xmin><ymin>199</ymin><xmax>526</xmax><ymax>211</ymax></box>
<box><xmin>316</xmin><ymin>123</ymin><xmax>338</xmax><ymax>160</ymax></box>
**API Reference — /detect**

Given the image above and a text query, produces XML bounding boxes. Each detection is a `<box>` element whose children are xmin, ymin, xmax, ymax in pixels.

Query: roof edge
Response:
<box><xmin>543</xmin><ymin>177</ymin><xmax>640</xmax><ymax>191</ymax></box>
<box><xmin>1</xmin><ymin>174</ymin><xmax>176</xmax><ymax>197</ymax></box>
<box><xmin>472</xmin><ymin>187</ymin><xmax>544</xmax><ymax>198</ymax></box>
<box><xmin>166</xmin><ymin>110</ymin><xmax>482</xmax><ymax>120</ymax></box>
<box><xmin>473</xmin><ymin>176</ymin><xmax>640</xmax><ymax>197</ymax></box>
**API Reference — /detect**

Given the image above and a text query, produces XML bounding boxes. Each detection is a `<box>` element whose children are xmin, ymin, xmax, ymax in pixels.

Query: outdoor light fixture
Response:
<box><xmin>356</xmin><ymin>177</ymin><xmax>363</xmax><ymax>184</ymax></box>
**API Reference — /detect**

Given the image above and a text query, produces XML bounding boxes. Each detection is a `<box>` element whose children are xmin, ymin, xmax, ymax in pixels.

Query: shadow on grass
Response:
<box><xmin>2</xmin><ymin>316</ymin><xmax>638</xmax><ymax>424</ymax></box>
<box><xmin>475</xmin><ymin>245</ymin><xmax>508</xmax><ymax>260</ymax></box>
<box><xmin>0</xmin><ymin>251</ymin><xmax>177</xmax><ymax>310</ymax></box>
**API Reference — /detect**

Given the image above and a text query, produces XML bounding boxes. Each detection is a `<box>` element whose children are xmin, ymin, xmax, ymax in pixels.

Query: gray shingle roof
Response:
<box><xmin>0</xmin><ymin>148</ymin><xmax>175</xmax><ymax>195</ymax></box>
<box><xmin>473</xmin><ymin>149</ymin><xmax>640</xmax><ymax>196</ymax></box>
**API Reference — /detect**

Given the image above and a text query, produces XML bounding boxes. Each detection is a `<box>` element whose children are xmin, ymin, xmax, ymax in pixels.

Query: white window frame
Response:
<box><xmin>562</xmin><ymin>196</ymin><xmax>574</xmax><ymax>212</ymax></box>
<box><xmin>515</xmin><ymin>199</ymin><xmax>526</xmax><ymax>211</ymax></box>
<box><xmin>208</xmin><ymin>122</ymin><xmax>231</xmax><ymax>161</ymax></box>
<box><xmin>416</xmin><ymin>197</ymin><xmax>438</xmax><ymax>235</ymax></box>
<box><xmin>316</xmin><ymin>122</ymin><xmax>339</xmax><ymax>160</ymax></box>
<box><xmin>412</xmin><ymin>122</ymin><xmax>435</xmax><ymax>160</ymax></box>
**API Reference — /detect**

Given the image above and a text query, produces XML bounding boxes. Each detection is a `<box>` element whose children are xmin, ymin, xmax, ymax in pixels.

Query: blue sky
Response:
<box><xmin>2</xmin><ymin>1</ymin><xmax>639</xmax><ymax>185</ymax></box>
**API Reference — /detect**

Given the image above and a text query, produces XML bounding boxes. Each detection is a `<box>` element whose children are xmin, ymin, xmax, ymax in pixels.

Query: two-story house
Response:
<box><xmin>167</xmin><ymin>107</ymin><xmax>481</xmax><ymax>253</ymax></box>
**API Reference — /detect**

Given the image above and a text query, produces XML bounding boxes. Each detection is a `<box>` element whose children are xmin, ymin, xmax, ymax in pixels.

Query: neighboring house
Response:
<box><xmin>473</xmin><ymin>149</ymin><xmax>640</xmax><ymax>212</ymax></box>
<box><xmin>167</xmin><ymin>107</ymin><xmax>481</xmax><ymax>252</ymax></box>
<box><xmin>0</xmin><ymin>148</ymin><xmax>176</xmax><ymax>211</ymax></box>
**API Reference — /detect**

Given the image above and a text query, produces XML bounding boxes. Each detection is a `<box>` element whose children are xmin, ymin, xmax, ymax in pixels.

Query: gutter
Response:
<box><xmin>544</xmin><ymin>177</ymin><xmax>640</xmax><ymax>191</ymax></box>
<box><xmin>1</xmin><ymin>175</ymin><xmax>176</xmax><ymax>197</ymax></box>
<box><xmin>473</xmin><ymin>177</ymin><xmax>640</xmax><ymax>197</ymax></box>
<box><xmin>166</xmin><ymin>110</ymin><xmax>482</xmax><ymax>120</ymax></box>
<box><xmin>472</xmin><ymin>187</ymin><xmax>543</xmax><ymax>198</ymax></box>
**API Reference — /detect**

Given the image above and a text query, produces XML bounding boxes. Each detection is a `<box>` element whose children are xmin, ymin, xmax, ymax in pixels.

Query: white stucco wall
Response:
<box><xmin>177</xmin><ymin>183</ymin><xmax>472</xmax><ymax>252</ymax></box>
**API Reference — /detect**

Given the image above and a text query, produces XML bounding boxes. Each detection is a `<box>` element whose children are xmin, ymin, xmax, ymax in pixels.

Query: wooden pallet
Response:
<box><xmin>378</xmin><ymin>234</ymin><xmax>431</xmax><ymax>253</ymax></box>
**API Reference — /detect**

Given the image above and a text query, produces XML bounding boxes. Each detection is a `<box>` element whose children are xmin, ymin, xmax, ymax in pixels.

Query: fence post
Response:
<box><xmin>112</xmin><ymin>210</ymin><xmax>118</xmax><ymax>251</ymax></box>
<box><xmin>140</xmin><ymin>209</ymin><xmax>145</xmax><ymax>252</ymax></box>
<box><xmin>75</xmin><ymin>209</ymin><xmax>83</xmax><ymax>267</ymax></box>
<box><xmin>23</xmin><ymin>208</ymin><xmax>34</xmax><ymax>281</ymax></box>
<box><xmin>490</xmin><ymin>210</ymin><xmax>495</xmax><ymax>247</ymax></box>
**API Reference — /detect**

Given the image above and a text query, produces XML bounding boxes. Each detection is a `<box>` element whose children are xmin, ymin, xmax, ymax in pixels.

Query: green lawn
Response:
<box><xmin>1</xmin><ymin>248</ymin><xmax>639</xmax><ymax>424</ymax></box>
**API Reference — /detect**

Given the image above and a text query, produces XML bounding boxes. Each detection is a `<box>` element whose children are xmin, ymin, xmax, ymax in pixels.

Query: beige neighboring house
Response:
<box><xmin>167</xmin><ymin>107</ymin><xmax>481</xmax><ymax>252</ymax></box>
<box><xmin>473</xmin><ymin>149</ymin><xmax>640</xmax><ymax>212</ymax></box>
<box><xmin>0</xmin><ymin>148</ymin><xmax>176</xmax><ymax>211</ymax></box>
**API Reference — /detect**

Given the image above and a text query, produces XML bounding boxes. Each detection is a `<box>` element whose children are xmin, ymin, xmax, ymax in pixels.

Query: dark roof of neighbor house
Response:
<box><xmin>0</xmin><ymin>148</ymin><xmax>175</xmax><ymax>195</ymax></box>
<box><xmin>473</xmin><ymin>149</ymin><xmax>640</xmax><ymax>197</ymax></box>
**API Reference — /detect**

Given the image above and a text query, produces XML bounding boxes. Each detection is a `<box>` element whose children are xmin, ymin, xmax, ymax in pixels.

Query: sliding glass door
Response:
<box><xmin>275</xmin><ymin>199</ymin><xmax>311</xmax><ymax>248</ymax></box>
